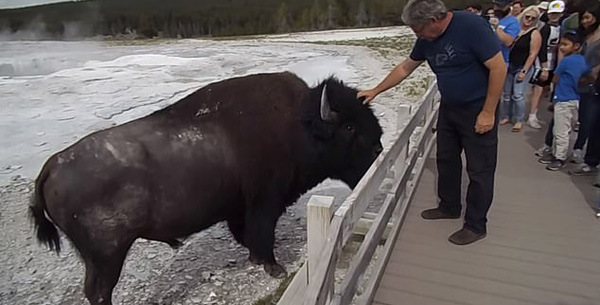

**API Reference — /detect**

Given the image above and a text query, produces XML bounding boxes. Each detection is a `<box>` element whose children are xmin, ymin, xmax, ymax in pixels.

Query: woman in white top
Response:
<box><xmin>527</xmin><ymin>0</ymin><xmax>564</xmax><ymax>129</ymax></box>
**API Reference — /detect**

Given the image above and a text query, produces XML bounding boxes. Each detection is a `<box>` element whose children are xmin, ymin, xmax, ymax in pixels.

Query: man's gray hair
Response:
<box><xmin>401</xmin><ymin>0</ymin><xmax>448</xmax><ymax>26</ymax></box>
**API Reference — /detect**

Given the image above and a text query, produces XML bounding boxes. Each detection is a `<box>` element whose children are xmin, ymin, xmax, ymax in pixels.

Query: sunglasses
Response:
<box><xmin>524</xmin><ymin>15</ymin><xmax>536</xmax><ymax>20</ymax></box>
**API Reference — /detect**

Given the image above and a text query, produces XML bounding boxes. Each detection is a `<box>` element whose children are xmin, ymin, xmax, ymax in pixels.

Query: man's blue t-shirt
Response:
<box><xmin>409</xmin><ymin>11</ymin><xmax>501</xmax><ymax>105</ymax></box>
<box><xmin>554</xmin><ymin>53</ymin><xmax>590</xmax><ymax>102</ymax></box>
<box><xmin>498</xmin><ymin>15</ymin><xmax>520</xmax><ymax>64</ymax></box>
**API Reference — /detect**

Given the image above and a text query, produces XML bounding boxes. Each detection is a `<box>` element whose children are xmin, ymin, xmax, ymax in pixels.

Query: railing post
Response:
<box><xmin>307</xmin><ymin>195</ymin><xmax>334</xmax><ymax>280</ymax></box>
<box><xmin>390</xmin><ymin>104</ymin><xmax>411</xmax><ymax>180</ymax></box>
<box><xmin>396</xmin><ymin>104</ymin><xmax>412</xmax><ymax>132</ymax></box>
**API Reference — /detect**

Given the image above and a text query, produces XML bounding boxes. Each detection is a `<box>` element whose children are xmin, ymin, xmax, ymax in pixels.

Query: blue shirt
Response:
<box><xmin>410</xmin><ymin>11</ymin><xmax>501</xmax><ymax>105</ymax></box>
<box><xmin>498</xmin><ymin>15</ymin><xmax>520</xmax><ymax>64</ymax></box>
<box><xmin>554</xmin><ymin>53</ymin><xmax>590</xmax><ymax>102</ymax></box>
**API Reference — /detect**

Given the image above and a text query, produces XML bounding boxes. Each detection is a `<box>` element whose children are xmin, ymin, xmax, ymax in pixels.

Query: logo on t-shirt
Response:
<box><xmin>433</xmin><ymin>43</ymin><xmax>457</xmax><ymax>66</ymax></box>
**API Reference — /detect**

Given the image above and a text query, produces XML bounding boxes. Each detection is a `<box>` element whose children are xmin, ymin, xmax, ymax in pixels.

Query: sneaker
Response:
<box><xmin>571</xmin><ymin>149</ymin><xmax>585</xmax><ymax>164</ymax></box>
<box><xmin>534</xmin><ymin>145</ymin><xmax>552</xmax><ymax>157</ymax></box>
<box><xmin>546</xmin><ymin>159</ymin><xmax>566</xmax><ymax>171</ymax></box>
<box><xmin>569</xmin><ymin>164</ymin><xmax>599</xmax><ymax>176</ymax></box>
<box><xmin>499</xmin><ymin>118</ymin><xmax>510</xmax><ymax>125</ymax></box>
<box><xmin>448</xmin><ymin>228</ymin><xmax>486</xmax><ymax>245</ymax></box>
<box><xmin>421</xmin><ymin>208</ymin><xmax>460</xmax><ymax>220</ymax></box>
<box><xmin>538</xmin><ymin>154</ymin><xmax>554</xmax><ymax>164</ymax></box>
<box><xmin>527</xmin><ymin>115</ymin><xmax>542</xmax><ymax>129</ymax></box>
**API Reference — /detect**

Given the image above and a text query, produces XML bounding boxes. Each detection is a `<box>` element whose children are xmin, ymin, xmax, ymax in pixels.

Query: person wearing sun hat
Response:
<box><xmin>548</xmin><ymin>0</ymin><xmax>565</xmax><ymax>15</ymax></box>
<box><xmin>538</xmin><ymin>1</ymin><xmax>549</xmax><ymax>24</ymax></box>
<box><xmin>528</xmin><ymin>0</ymin><xmax>565</xmax><ymax>130</ymax></box>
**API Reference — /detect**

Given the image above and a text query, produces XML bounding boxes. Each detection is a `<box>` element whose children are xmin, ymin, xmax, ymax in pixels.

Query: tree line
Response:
<box><xmin>0</xmin><ymin>0</ymin><xmax>483</xmax><ymax>39</ymax></box>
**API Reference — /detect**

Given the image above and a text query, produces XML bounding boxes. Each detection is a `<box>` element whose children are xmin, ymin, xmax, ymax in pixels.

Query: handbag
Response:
<box><xmin>529</xmin><ymin>67</ymin><xmax>542</xmax><ymax>84</ymax></box>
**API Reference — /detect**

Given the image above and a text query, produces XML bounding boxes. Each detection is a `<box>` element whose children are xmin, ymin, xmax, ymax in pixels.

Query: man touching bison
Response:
<box><xmin>29</xmin><ymin>72</ymin><xmax>383</xmax><ymax>305</ymax></box>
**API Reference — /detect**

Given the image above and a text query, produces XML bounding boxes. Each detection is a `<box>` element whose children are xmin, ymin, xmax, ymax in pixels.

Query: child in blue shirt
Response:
<box><xmin>546</xmin><ymin>31</ymin><xmax>590</xmax><ymax>171</ymax></box>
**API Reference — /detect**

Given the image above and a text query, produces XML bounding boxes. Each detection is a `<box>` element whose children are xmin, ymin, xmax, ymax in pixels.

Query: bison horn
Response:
<box><xmin>320</xmin><ymin>84</ymin><xmax>338</xmax><ymax>122</ymax></box>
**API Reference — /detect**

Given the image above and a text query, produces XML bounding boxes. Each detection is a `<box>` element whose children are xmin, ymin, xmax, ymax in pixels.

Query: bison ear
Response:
<box><xmin>320</xmin><ymin>84</ymin><xmax>339</xmax><ymax>122</ymax></box>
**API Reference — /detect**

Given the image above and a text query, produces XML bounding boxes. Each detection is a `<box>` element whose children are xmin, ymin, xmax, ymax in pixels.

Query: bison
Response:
<box><xmin>29</xmin><ymin>72</ymin><xmax>383</xmax><ymax>305</ymax></box>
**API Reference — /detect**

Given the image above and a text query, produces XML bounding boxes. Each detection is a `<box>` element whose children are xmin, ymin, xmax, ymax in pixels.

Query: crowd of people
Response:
<box><xmin>360</xmin><ymin>0</ymin><xmax>506</xmax><ymax>244</ymax></box>
<box><xmin>358</xmin><ymin>0</ymin><xmax>599</xmax><ymax>245</ymax></box>
<box><xmin>466</xmin><ymin>0</ymin><xmax>600</xmax><ymax>215</ymax></box>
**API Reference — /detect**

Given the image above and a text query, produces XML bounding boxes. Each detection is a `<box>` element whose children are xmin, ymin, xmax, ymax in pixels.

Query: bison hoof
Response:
<box><xmin>264</xmin><ymin>263</ymin><xmax>287</xmax><ymax>278</ymax></box>
<box><xmin>249</xmin><ymin>254</ymin><xmax>264</xmax><ymax>265</ymax></box>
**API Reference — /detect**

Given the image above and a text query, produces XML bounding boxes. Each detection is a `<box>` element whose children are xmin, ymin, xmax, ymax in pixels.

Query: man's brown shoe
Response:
<box><xmin>448</xmin><ymin>228</ymin><xmax>486</xmax><ymax>245</ymax></box>
<box><xmin>421</xmin><ymin>208</ymin><xmax>460</xmax><ymax>220</ymax></box>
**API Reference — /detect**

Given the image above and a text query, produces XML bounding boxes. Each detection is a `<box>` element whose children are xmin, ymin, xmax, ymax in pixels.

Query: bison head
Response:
<box><xmin>307</xmin><ymin>77</ymin><xmax>383</xmax><ymax>189</ymax></box>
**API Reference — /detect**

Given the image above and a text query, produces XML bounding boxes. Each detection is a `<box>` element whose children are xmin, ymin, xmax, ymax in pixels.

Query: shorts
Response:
<box><xmin>531</xmin><ymin>69</ymin><xmax>554</xmax><ymax>87</ymax></box>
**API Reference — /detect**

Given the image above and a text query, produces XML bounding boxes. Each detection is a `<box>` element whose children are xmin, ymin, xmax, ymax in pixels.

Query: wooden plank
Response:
<box><xmin>303</xmin><ymin>216</ymin><xmax>344</xmax><ymax>305</ymax></box>
<box><xmin>397</xmin><ymin>230</ymin><xmax>600</xmax><ymax>276</ymax></box>
<box><xmin>277</xmin><ymin>263</ymin><xmax>308</xmax><ymax>305</ymax></box>
<box><xmin>307</xmin><ymin>195</ymin><xmax>334</xmax><ymax>280</ymax></box>
<box><xmin>391</xmin><ymin>238</ymin><xmax>600</xmax><ymax>285</ymax></box>
<box><xmin>396</xmin><ymin>104</ymin><xmax>412</xmax><ymax>131</ymax></box>
<box><xmin>378</xmin><ymin>273</ymin><xmax>526</xmax><ymax>305</ymax></box>
<box><xmin>362</xmin><ymin>212</ymin><xmax>379</xmax><ymax>220</ymax></box>
<box><xmin>392</xmin><ymin>143</ymin><xmax>409</xmax><ymax>181</ymax></box>
<box><xmin>355</xmin><ymin>129</ymin><xmax>437</xmax><ymax>305</ymax></box>
<box><xmin>374</xmin><ymin>286</ymin><xmax>464</xmax><ymax>305</ymax></box>
<box><xmin>334</xmin><ymin>194</ymin><xmax>395</xmax><ymax>305</ymax></box>
<box><xmin>382</xmin><ymin>262</ymin><xmax>594</xmax><ymax>304</ymax></box>
<box><xmin>390</xmin><ymin>107</ymin><xmax>438</xmax><ymax>207</ymax></box>
<box><xmin>352</xmin><ymin>217</ymin><xmax>392</xmax><ymax>240</ymax></box>
<box><xmin>398</xmin><ymin>221</ymin><xmax>600</xmax><ymax>264</ymax></box>
<box><xmin>387</xmin><ymin>251</ymin><xmax>600</xmax><ymax>299</ymax></box>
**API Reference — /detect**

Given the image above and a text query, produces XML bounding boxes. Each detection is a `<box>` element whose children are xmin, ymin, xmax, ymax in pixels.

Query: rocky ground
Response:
<box><xmin>0</xmin><ymin>27</ymin><xmax>429</xmax><ymax>305</ymax></box>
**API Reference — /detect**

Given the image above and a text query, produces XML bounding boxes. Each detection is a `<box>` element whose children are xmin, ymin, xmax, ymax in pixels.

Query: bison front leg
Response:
<box><xmin>227</xmin><ymin>216</ymin><xmax>262</xmax><ymax>264</ymax></box>
<box><xmin>244</xmin><ymin>207</ymin><xmax>287</xmax><ymax>278</ymax></box>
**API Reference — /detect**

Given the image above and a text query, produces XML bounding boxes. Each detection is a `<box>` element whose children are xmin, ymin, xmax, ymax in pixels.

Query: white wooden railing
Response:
<box><xmin>278</xmin><ymin>80</ymin><xmax>440</xmax><ymax>305</ymax></box>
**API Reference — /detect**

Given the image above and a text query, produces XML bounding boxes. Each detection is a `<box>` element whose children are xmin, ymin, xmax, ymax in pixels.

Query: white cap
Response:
<box><xmin>547</xmin><ymin>0</ymin><xmax>565</xmax><ymax>13</ymax></box>
<box><xmin>537</xmin><ymin>1</ymin><xmax>549</xmax><ymax>10</ymax></box>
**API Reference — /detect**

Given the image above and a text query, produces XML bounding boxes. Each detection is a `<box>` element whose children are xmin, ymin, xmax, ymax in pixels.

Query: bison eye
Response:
<box><xmin>347</xmin><ymin>125</ymin><xmax>354</xmax><ymax>132</ymax></box>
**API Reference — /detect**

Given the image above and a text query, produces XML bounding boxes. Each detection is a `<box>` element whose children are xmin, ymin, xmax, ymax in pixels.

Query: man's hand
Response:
<box><xmin>475</xmin><ymin>111</ymin><xmax>495</xmax><ymax>134</ymax></box>
<box><xmin>489</xmin><ymin>17</ymin><xmax>499</xmax><ymax>29</ymax></box>
<box><xmin>357</xmin><ymin>89</ymin><xmax>379</xmax><ymax>104</ymax></box>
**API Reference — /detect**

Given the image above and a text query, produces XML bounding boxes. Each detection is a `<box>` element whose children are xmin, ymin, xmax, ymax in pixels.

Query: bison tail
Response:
<box><xmin>29</xmin><ymin>165</ymin><xmax>61</xmax><ymax>254</ymax></box>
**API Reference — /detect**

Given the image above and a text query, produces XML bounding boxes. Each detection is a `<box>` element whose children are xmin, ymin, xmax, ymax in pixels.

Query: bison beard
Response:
<box><xmin>29</xmin><ymin>72</ymin><xmax>383</xmax><ymax>305</ymax></box>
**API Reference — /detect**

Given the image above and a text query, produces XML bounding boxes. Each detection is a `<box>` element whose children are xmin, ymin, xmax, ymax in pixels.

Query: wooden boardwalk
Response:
<box><xmin>373</xmin><ymin>122</ymin><xmax>600</xmax><ymax>305</ymax></box>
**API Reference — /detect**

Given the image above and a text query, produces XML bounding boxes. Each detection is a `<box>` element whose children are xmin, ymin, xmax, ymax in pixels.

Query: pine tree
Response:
<box><xmin>275</xmin><ymin>2</ymin><xmax>290</xmax><ymax>33</ymax></box>
<box><xmin>356</xmin><ymin>0</ymin><xmax>367</xmax><ymax>27</ymax></box>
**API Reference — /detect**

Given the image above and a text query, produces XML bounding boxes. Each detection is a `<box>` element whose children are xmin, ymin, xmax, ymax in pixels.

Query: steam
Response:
<box><xmin>0</xmin><ymin>1</ymin><xmax>100</xmax><ymax>41</ymax></box>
